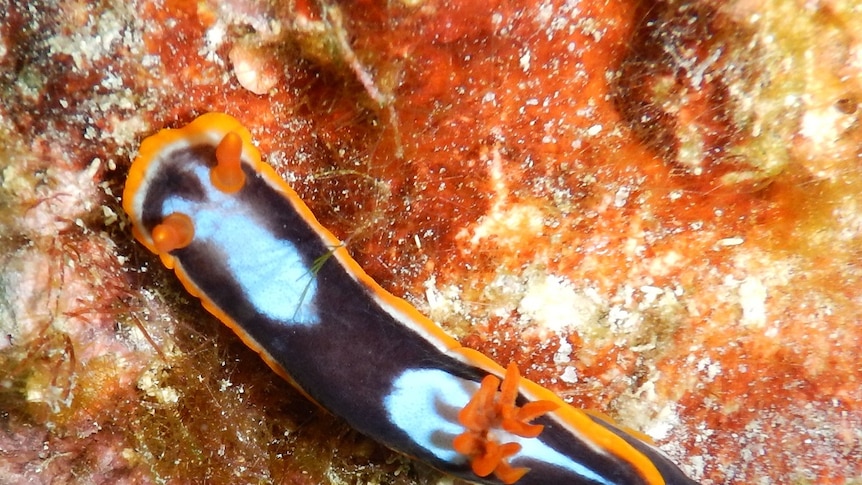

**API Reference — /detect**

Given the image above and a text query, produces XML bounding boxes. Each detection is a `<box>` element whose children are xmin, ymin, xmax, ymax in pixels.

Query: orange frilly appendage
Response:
<box><xmin>453</xmin><ymin>363</ymin><xmax>559</xmax><ymax>484</ymax></box>
<box><xmin>152</xmin><ymin>212</ymin><xmax>195</xmax><ymax>253</ymax></box>
<box><xmin>211</xmin><ymin>131</ymin><xmax>246</xmax><ymax>193</ymax></box>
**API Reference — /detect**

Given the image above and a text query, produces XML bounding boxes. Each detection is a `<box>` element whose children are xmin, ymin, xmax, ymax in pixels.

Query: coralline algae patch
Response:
<box><xmin>1</xmin><ymin>0</ymin><xmax>861</xmax><ymax>484</ymax></box>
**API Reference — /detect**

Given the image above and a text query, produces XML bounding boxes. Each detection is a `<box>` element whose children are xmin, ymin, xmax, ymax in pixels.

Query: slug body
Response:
<box><xmin>123</xmin><ymin>113</ymin><xmax>699</xmax><ymax>485</ymax></box>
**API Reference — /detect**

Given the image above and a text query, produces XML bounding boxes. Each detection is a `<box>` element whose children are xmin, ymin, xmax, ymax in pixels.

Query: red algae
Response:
<box><xmin>1</xmin><ymin>0</ymin><xmax>862</xmax><ymax>483</ymax></box>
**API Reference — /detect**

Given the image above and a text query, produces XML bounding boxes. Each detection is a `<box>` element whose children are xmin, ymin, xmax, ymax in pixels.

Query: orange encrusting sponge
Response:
<box><xmin>453</xmin><ymin>363</ymin><xmax>559</xmax><ymax>484</ymax></box>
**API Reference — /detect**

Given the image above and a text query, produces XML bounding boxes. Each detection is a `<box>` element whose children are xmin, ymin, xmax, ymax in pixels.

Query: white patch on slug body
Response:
<box><xmin>383</xmin><ymin>368</ymin><xmax>616</xmax><ymax>484</ymax></box>
<box><xmin>161</xmin><ymin>164</ymin><xmax>320</xmax><ymax>326</ymax></box>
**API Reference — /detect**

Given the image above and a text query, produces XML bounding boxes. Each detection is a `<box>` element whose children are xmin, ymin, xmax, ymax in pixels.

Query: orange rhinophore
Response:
<box><xmin>151</xmin><ymin>212</ymin><xmax>194</xmax><ymax>253</ymax></box>
<box><xmin>211</xmin><ymin>131</ymin><xmax>246</xmax><ymax>193</ymax></box>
